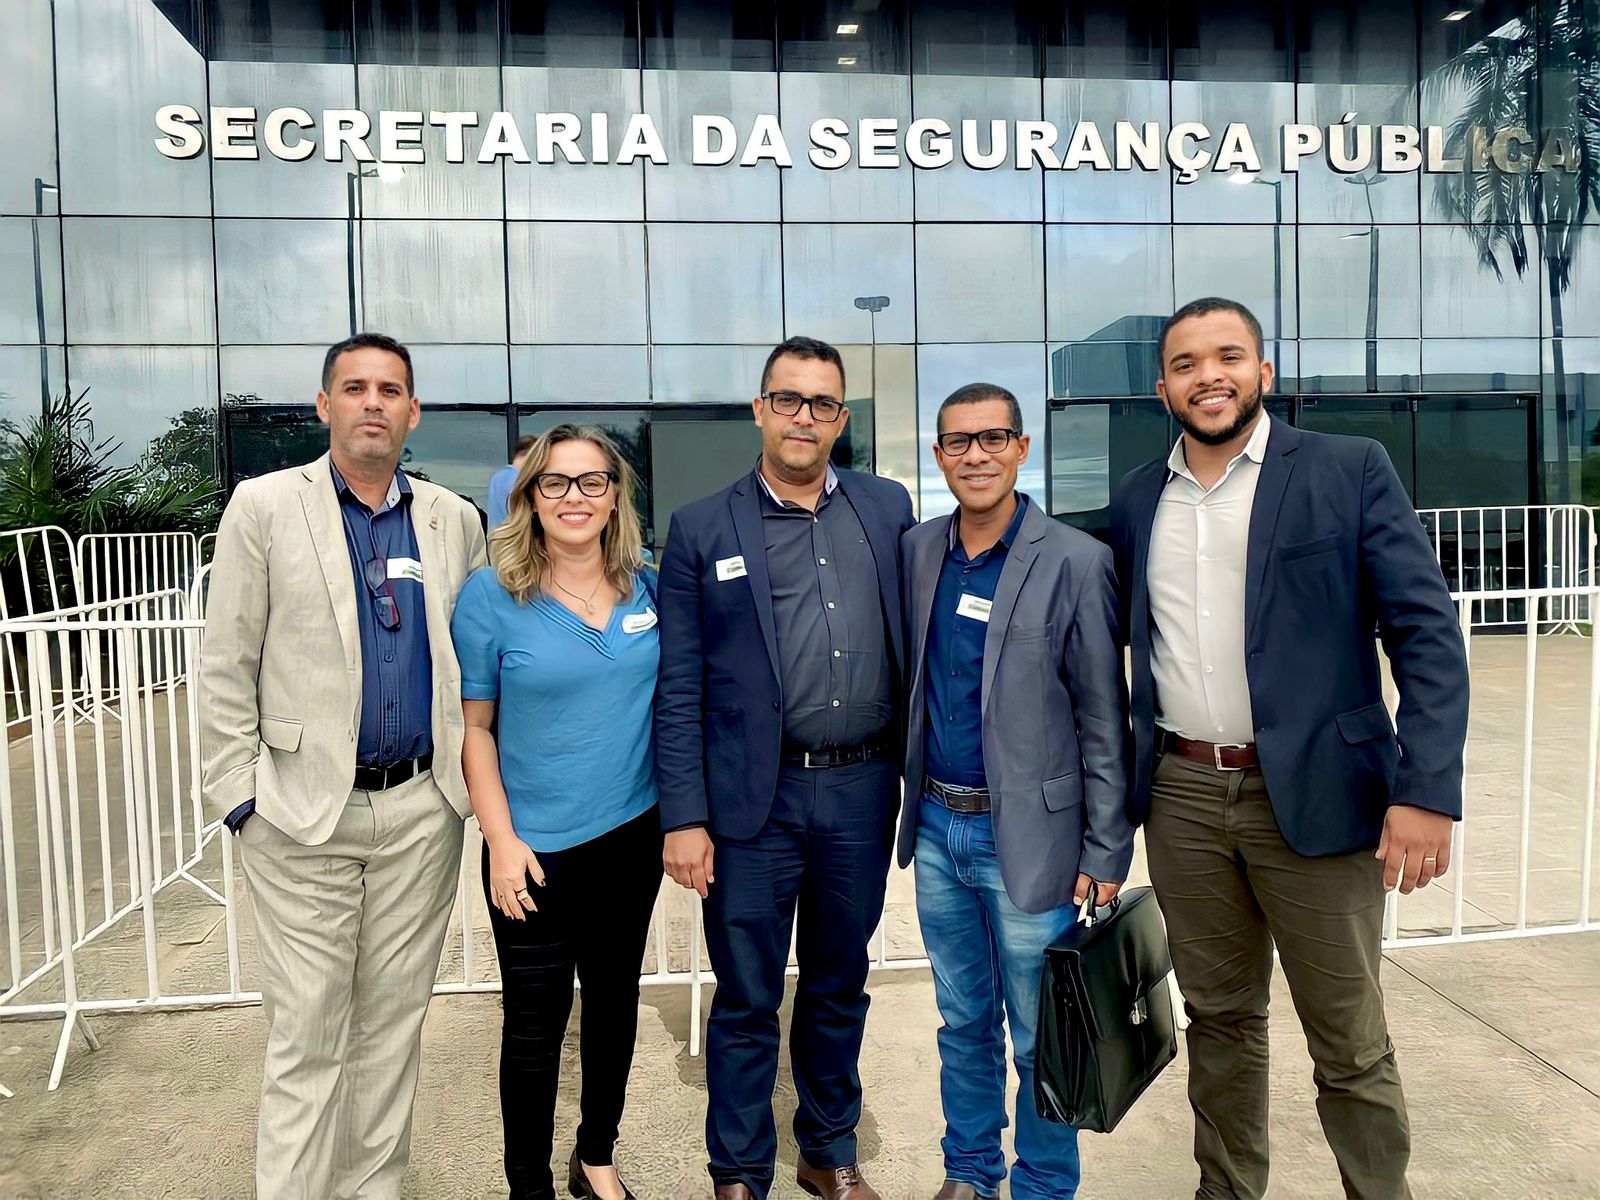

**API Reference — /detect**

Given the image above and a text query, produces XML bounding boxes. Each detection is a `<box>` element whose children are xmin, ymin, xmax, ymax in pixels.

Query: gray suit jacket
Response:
<box><xmin>899</xmin><ymin>499</ymin><xmax>1133</xmax><ymax>913</ymax></box>
<box><xmin>199</xmin><ymin>452</ymin><xmax>488</xmax><ymax>846</ymax></box>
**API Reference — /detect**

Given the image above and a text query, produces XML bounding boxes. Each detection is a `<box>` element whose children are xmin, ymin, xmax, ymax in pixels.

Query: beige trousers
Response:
<box><xmin>240</xmin><ymin>772</ymin><xmax>464</xmax><ymax>1200</ymax></box>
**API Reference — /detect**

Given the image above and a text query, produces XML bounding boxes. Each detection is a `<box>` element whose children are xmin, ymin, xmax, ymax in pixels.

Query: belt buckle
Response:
<box><xmin>803</xmin><ymin>750</ymin><xmax>816</xmax><ymax>769</ymax></box>
<box><xmin>1213</xmin><ymin>743</ymin><xmax>1248</xmax><ymax>772</ymax></box>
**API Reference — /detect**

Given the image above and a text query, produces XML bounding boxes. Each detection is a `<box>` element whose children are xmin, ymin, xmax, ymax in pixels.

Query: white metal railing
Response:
<box><xmin>1418</xmin><ymin>505</ymin><xmax>1595</xmax><ymax>629</ymax></box>
<box><xmin>2</xmin><ymin>525</ymin><xmax>81</xmax><ymax>731</ymax></box>
<box><xmin>3</xmin><ymin>584</ymin><xmax>1597</xmax><ymax>1090</ymax></box>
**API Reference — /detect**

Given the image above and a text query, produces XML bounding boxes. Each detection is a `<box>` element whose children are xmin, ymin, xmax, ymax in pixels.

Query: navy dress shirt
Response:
<box><xmin>922</xmin><ymin>494</ymin><xmax>1030</xmax><ymax>789</ymax></box>
<box><xmin>332</xmin><ymin>464</ymin><xmax>433</xmax><ymax>765</ymax></box>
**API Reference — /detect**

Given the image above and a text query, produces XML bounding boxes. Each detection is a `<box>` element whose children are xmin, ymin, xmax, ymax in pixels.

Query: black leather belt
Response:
<box><xmin>780</xmin><ymin>739</ymin><xmax>890</xmax><ymax>769</ymax></box>
<box><xmin>353</xmin><ymin>753</ymin><xmax>432</xmax><ymax>792</ymax></box>
<box><xmin>925</xmin><ymin>777</ymin><xmax>992</xmax><ymax>813</ymax></box>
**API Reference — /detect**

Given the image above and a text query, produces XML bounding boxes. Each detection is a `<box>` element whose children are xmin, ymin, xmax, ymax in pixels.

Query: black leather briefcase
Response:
<box><xmin>1034</xmin><ymin>885</ymin><xmax>1178</xmax><ymax>1133</ymax></box>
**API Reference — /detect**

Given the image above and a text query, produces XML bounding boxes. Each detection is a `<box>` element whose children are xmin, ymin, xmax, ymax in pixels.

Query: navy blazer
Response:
<box><xmin>654</xmin><ymin>467</ymin><xmax>917</xmax><ymax>840</ymax></box>
<box><xmin>1109</xmin><ymin>421</ymin><xmax>1469</xmax><ymax>857</ymax></box>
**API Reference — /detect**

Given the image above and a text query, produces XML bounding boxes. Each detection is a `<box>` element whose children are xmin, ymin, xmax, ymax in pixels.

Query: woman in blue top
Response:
<box><xmin>451</xmin><ymin>424</ymin><xmax>662</xmax><ymax>1200</ymax></box>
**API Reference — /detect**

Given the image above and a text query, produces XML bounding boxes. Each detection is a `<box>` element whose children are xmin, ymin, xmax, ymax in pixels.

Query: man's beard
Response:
<box><xmin>1172</xmin><ymin>380</ymin><xmax>1264</xmax><ymax>447</ymax></box>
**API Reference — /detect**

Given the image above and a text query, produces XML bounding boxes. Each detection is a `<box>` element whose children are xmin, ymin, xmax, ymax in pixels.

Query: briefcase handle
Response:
<box><xmin>1075</xmin><ymin>884</ymin><xmax>1121</xmax><ymax>928</ymax></box>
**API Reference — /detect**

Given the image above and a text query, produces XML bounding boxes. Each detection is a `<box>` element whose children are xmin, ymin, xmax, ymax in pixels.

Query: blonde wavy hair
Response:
<box><xmin>489</xmin><ymin>425</ymin><xmax>646</xmax><ymax>605</ymax></box>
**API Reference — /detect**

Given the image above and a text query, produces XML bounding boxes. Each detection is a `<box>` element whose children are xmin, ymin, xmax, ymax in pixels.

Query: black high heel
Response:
<box><xmin>566</xmin><ymin>1148</ymin><xmax>637</xmax><ymax>1200</ymax></box>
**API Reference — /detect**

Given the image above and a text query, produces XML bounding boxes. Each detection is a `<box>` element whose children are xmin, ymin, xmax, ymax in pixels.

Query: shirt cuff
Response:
<box><xmin>224</xmin><ymin>799</ymin><xmax>256</xmax><ymax>835</ymax></box>
<box><xmin>663</xmin><ymin>820</ymin><xmax>707</xmax><ymax>835</ymax></box>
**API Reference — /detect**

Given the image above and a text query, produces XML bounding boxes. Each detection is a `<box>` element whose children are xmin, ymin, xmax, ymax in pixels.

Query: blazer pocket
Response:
<box><xmin>1042</xmin><ymin>771</ymin><xmax>1084</xmax><ymax>812</ymax></box>
<box><xmin>1336</xmin><ymin>702</ymin><xmax>1393</xmax><ymax>744</ymax></box>
<box><xmin>1009</xmin><ymin>622</ymin><xmax>1057</xmax><ymax>643</ymax></box>
<box><xmin>1278</xmin><ymin>532</ymin><xmax>1341</xmax><ymax>562</ymax></box>
<box><xmin>258</xmin><ymin>715</ymin><xmax>303</xmax><ymax>753</ymax></box>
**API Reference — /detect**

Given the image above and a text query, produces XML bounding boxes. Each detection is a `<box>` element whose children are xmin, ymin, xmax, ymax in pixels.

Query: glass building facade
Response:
<box><xmin>3</xmin><ymin>0</ymin><xmax>1598</xmax><ymax>547</ymax></box>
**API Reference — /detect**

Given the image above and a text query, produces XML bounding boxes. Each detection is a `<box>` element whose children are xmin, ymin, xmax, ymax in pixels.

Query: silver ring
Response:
<box><xmin>1422</xmin><ymin>855</ymin><xmax>1438</xmax><ymax>863</ymax></box>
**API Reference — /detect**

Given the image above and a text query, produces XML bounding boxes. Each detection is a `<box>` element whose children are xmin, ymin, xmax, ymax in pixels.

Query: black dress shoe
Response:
<box><xmin>566</xmin><ymin>1148</ymin><xmax>637</xmax><ymax>1200</ymax></box>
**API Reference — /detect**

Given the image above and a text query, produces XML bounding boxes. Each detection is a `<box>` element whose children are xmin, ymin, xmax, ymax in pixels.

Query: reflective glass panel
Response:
<box><xmin>652</xmin><ymin>345</ymin><xmax>772</xmax><ymax>404</ymax></box>
<box><xmin>64</xmin><ymin>218</ymin><xmax>216</xmax><ymax>345</ymax></box>
<box><xmin>1421</xmin><ymin>225</ymin><xmax>1541</xmax><ymax>338</ymax></box>
<box><xmin>408</xmin><ymin>345</ymin><xmax>510</xmax><ymax>407</ymax></box>
<box><xmin>510</xmin><ymin>222</ymin><xmax>647</xmax><ymax>345</ymax></box>
<box><xmin>355</xmin><ymin>66</ymin><xmax>505</xmax><ymax>219</ymax></box>
<box><xmin>216</xmin><ymin>219</ymin><xmax>349</xmax><ymax>345</ymax></box>
<box><xmin>1297</xmin><ymin>340</ymin><xmax>1421</xmax><ymax>394</ymax></box>
<box><xmin>55</xmin><ymin>0</ymin><xmax>210</xmax><ymax>215</ymax></box>
<box><xmin>220</xmin><ymin>345</ymin><xmax>326</xmax><ymax>406</ymax></box>
<box><xmin>1295</xmin><ymin>395</ymin><xmax>1414</xmax><ymax>497</ymax></box>
<box><xmin>641</xmin><ymin>1</ymin><xmax>776</xmax><ymax>70</ymax></box>
<box><xmin>648</xmin><ymin>225</ymin><xmax>782</xmax><ymax>345</ymax></box>
<box><xmin>504</xmin><ymin>0</ymin><xmax>639</xmax><ymax>68</ymax></box>
<box><xmin>512</xmin><ymin>346</ymin><xmax>651</xmax><ymax>405</ymax></box>
<box><xmin>0</xmin><ymin>346</ymin><xmax>67</xmax><ymax>426</ymax></box>
<box><xmin>1</xmin><ymin>1</ymin><xmax>58</xmax><ymax>215</ymax></box>
<box><xmin>1415</xmin><ymin>395</ymin><xmax>1532</xmax><ymax>509</ymax></box>
<box><xmin>916</xmin><ymin>224</ymin><xmax>1045</xmax><ymax>343</ymax></box>
<box><xmin>0</xmin><ymin>218</ymin><xmax>64</xmax><ymax>344</ymax></box>
<box><xmin>911</xmin><ymin>1</ymin><xmax>1042</xmax><ymax>77</ymax></box>
<box><xmin>1421</xmin><ymin>339</ymin><xmax>1541</xmax><ymax>393</ymax></box>
<box><xmin>1048</xmin><ymin>399</ymin><xmax>1174</xmax><ymax>539</ymax></box>
<box><xmin>1543</xmin><ymin>225</ymin><xmax>1600</xmax><ymax>337</ymax></box>
<box><xmin>778</xmin><ymin>73</ymin><xmax>915</xmax><ymax>223</ymax></box>
<box><xmin>400</xmin><ymin>409</ymin><xmax>508</xmax><ymax>506</ymax></box>
<box><xmin>356</xmin><ymin>0</ymin><xmax>499</xmax><ymax>66</ymax></box>
<box><xmin>642</xmin><ymin>70</ymin><xmax>782</xmax><ymax>221</ymax></box>
<box><xmin>1044</xmin><ymin>1</ymin><xmax>1166</xmax><ymax>80</ymax></box>
<box><xmin>1046</xmin><ymin>225</ymin><xmax>1173</xmax><ymax>344</ymax></box>
<box><xmin>503</xmin><ymin>68</ymin><xmax>645</xmax><ymax>220</ymax></box>
<box><xmin>360</xmin><ymin>221</ymin><xmax>507</xmax><ymax>342</ymax></box>
<box><xmin>1043</xmin><ymin>79</ymin><xmax>1172</xmax><ymax>223</ymax></box>
<box><xmin>205</xmin><ymin>0</ymin><xmax>353</xmax><ymax>63</ymax></box>
<box><xmin>1171</xmin><ymin>225</ymin><xmax>1299</xmax><ymax>342</ymax></box>
<box><xmin>1294</xmin><ymin>86</ymin><xmax>1420</xmax><ymax>223</ymax></box>
<box><xmin>779</xmin><ymin>0</ymin><xmax>910</xmax><ymax>73</ymax></box>
<box><xmin>209</xmin><ymin>61</ymin><xmax>359</xmax><ymax>219</ymax></box>
<box><xmin>911</xmin><ymin>75</ymin><xmax>1044</xmax><ymax>222</ymax></box>
<box><xmin>1296</xmin><ymin>224</ymin><xmax>1421</xmax><ymax>339</ymax></box>
<box><xmin>1169</xmin><ymin>82</ymin><xmax>1298</xmax><ymax>224</ymax></box>
<box><xmin>783</xmin><ymin>225</ymin><xmax>916</xmax><ymax>345</ymax></box>
<box><xmin>68</xmin><ymin>346</ymin><xmax>217</xmax><ymax>468</ymax></box>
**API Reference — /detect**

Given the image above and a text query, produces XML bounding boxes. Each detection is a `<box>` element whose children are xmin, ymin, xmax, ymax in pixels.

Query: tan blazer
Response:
<box><xmin>199</xmin><ymin>452</ymin><xmax>488</xmax><ymax>846</ymax></box>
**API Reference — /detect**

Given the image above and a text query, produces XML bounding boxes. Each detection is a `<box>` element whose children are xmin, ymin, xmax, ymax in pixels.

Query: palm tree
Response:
<box><xmin>1423</xmin><ymin>0</ymin><xmax>1600</xmax><ymax>502</ymax></box>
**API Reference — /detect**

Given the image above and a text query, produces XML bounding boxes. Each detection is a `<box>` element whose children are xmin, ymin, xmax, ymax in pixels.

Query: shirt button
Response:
<box><xmin>818</xmin><ymin>557</ymin><xmax>827</xmax><ymax>565</ymax></box>
<box><xmin>1202</xmin><ymin>610</ymin><xmax>1210</xmax><ymax>618</ymax></box>
<box><xmin>833</xmin><ymin>650</ymin><xmax>841</xmax><ymax>658</ymax></box>
<box><xmin>1205</xmin><ymin>665</ymin><xmax>1214</xmax><ymax>674</ymax></box>
<box><xmin>831</xmin><ymin>699</ymin><xmax>841</xmax><ymax>708</ymax></box>
<box><xmin>826</xmin><ymin>601</ymin><xmax>836</xmax><ymax>610</ymax></box>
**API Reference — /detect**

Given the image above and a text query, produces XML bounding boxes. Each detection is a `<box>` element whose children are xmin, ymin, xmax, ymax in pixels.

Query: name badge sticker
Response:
<box><xmin>622</xmin><ymin>609</ymin><xmax>658</xmax><ymax>635</ymax></box>
<box><xmin>715</xmin><ymin>555</ymin><xmax>748</xmax><ymax>582</ymax></box>
<box><xmin>387</xmin><ymin>556</ymin><xmax>424</xmax><ymax>582</ymax></box>
<box><xmin>955</xmin><ymin>594</ymin><xmax>993</xmax><ymax>623</ymax></box>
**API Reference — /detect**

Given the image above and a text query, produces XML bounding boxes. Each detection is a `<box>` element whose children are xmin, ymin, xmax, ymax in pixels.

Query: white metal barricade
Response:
<box><xmin>4</xmin><ymin>582</ymin><xmax>1600</xmax><ymax>1089</ymax></box>
<box><xmin>1</xmin><ymin>525</ymin><xmax>81</xmax><ymax>732</ymax></box>
<box><xmin>1417</xmin><ymin>505</ymin><xmax>1595</xmax><ymax>629</ymax></box>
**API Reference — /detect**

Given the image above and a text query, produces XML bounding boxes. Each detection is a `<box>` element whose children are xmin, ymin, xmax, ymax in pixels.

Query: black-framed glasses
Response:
<box><xmin>762</xmin><ymin>390</ymin><xmax>845</xmax><ymax>424</ymax></box>
<box><xmin>936</xmin><ymin>428</ymin><xmax>1023</xmax><ymax>456</ymax></box>
<box><xmin>362</xmin><ymin>557</ymin><xmax>401</xmax><ymax>632</ymax></box>
<box><xmin>533</xmin><ymin>470</ymin><xmax>617</xmax><ymax>500</ymax></box>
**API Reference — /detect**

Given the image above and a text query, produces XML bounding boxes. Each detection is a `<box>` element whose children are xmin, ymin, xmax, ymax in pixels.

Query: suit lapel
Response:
<box><xmin>1245</xmin><ymin>421</ymin><xmax>1300</xmax><ymax>643</ymax></box>
<box><xmin>299</xmin><ymin>454</ymin><xmax>359</xmax><ymax>675</ymax></box>
<box><xmin>1127</xmin><ymin>466</ymin><xmax>1165</xmax><ymax>648</ymax></box>
<box><xmin>837</xmin><ymin>470</ymin><xmax>905</xmax><ymax>680</ymax></box>
<box><xmin>729</xmin><ymin>479</ymin><xmax>782</xmax><ymax>686</ymax></box>
<box><xmin>412</xmin><ymin>484</ymin><xmax>449</xmax><ymax>669</ymax></box>
<box><xmin>981</xmin><ymin>506</ymin><xmax>1044</xmax><ymax>716</ymax></box>
<box><xmin>909</xmin><ymin>516</ymin><xmax>952</xmax><ymax>707</ymax></box>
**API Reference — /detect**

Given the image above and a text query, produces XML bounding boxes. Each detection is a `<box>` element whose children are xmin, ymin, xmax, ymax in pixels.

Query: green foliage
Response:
<box><xmin>0</xmin><ymin>391</ymin><xmax>220</xmax><ymax>541</ymax></box>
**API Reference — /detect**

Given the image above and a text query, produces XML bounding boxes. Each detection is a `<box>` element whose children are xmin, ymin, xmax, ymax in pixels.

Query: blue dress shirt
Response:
<box><xmin>922</xmin><ymin>493</ymin><xmax>1031</xmax><ymax>789</ymax></box>
<box><xmin>451</xmin><ymin>566</ymin><xmax>659</xmax><ymax>852</ymax></box>
<box><xmin>332</xmin><ymin>463</ymin><xmax>433</xmax><ymax>766</ymax></box>
<box><xmin>486</xmin><ymin>463</ymin><xmax>518</xmax><ymax>531</ymax></box>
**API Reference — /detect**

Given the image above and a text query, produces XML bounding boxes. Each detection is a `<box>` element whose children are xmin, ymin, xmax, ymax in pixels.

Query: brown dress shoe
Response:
<box><xmin>712</xmin><ymin>1184</ymin><xmax>755</xmax><ymax>1200</ymax></box>
<box><xmin>934</xmin><ymin>1182</ymin><xmax>998</xmax><ymax>1200</ymax></box>
<box><xmin>795</xmin><ymin>1156</ymin><xmax>881</xmax><ymax>1200</ymax></box>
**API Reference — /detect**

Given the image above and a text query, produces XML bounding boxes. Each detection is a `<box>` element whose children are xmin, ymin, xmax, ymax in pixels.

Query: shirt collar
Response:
<box><xmin>754</xmin><ymin>460</ymin><xmax>839</xmax><ymax>509</ymax></box>
<box><xmin>1166</xmin><ymin>412</ymin><xmax>1271</xmax><ymax>487</ymax></box>
<box><xmin>948</xmin><ymin>492</ymin><xmax>1030</xmax><ymax>552</ymax></box>
<box><xmin>330</xmin><ymin>460</ymin><xmax>410</xmax><ymax>512</ymax></box>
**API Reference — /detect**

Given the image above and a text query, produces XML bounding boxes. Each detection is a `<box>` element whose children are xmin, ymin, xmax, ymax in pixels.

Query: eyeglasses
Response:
<box><xmin>533</xmin><ymin>471</ymin><xmax>617</xmax><ymax>500</ymax></box>
<box><xmin>936</xmin><ymin>428</ymin><xmax>1023</xmax><ymax>456</ymax></box>
<box><xmin>762</xmin><ymin>390</ymin><xmax>845</xmax><ymax>424</ymax></box>
<box><xmin>362</xmin><ymin>557</ymin><xmax>401</xmax><ymax>632</ymax></box>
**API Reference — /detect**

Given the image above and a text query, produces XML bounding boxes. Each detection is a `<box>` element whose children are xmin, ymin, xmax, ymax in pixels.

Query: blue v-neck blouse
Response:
<box><xmin>450</xmin><ymin>565</ymin><xmax>659</xmax><ymax>852</ymax></box>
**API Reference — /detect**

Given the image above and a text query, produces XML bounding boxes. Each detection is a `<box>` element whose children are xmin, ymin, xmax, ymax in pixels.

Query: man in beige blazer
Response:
<box><xmin>200</xmin><ymin>332</ymin><xmax>487</xmax><ymax>1199</ymax></box>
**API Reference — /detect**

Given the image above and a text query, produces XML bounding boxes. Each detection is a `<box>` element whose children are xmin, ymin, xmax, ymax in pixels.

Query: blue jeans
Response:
<box><xmin>914</xmin><ymin>795</ymin><xmax>1082</xmax><ymax>1200</ymax></box>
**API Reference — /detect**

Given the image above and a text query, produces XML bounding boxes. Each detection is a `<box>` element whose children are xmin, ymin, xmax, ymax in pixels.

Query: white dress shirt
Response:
<box><xmin>1147</xmin><ymin>413</ymin><xmax>1272</xmax><ymax>744</ymax></box>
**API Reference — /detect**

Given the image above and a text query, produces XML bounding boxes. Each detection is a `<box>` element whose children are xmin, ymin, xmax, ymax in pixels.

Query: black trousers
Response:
<box><xmin>483</xmin><ymin>805</ymin><xmax>664</xmax><ymax>1200</ymax></box>
<box><xmin>701</xmin><ymin>759</ymin><xmax>898</xmax><ymax>1199</ymax></box>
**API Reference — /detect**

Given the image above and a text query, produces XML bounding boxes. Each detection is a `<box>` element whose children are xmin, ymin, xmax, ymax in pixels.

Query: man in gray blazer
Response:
<box><xmin>200</xmin><ymin>333</ymin><xmax>487</xmax><ymax>1199</ymax></box>
<box><xmin>900</xmin><ymin>383</ymin><xmax>1132</xmax><ymax>1200</ymax></box>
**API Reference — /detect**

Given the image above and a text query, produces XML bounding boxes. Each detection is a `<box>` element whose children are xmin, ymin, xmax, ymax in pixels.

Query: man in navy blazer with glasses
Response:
<box><xmin>655</xmin><ymin>336</ymin><xmax>915</xmax><ymax>1200</ymax></box>
<box><xmin>1109</xmin><ymin>297</ymin><xmax>1468</xmax><ymax>1200</ymax></box>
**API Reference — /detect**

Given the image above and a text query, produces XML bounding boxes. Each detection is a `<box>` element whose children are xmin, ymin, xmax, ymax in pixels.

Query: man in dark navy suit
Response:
<box><xmin>1109</xmin><ymin>298</ymin><xmax>1468</xmax><ymax>1200</ymax></box>
<box><xmin>655</xmin><ymin>336</ymin><xmax>916</xmax><ymax>1200</ymax></box>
